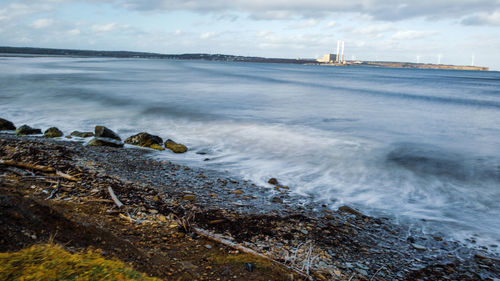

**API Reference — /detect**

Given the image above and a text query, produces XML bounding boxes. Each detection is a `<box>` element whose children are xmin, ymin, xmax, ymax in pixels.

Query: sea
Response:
<box><xmin>1</xmin><ymin>55</ymin><xmax>499</xmax><ymax>251</ymax></box>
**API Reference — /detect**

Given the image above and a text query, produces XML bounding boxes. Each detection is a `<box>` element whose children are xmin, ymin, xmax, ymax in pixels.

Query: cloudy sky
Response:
<box><xmin>2</xmin><ymin>0</ymin><xmax>500</xmax><ymax>69</ymax></box>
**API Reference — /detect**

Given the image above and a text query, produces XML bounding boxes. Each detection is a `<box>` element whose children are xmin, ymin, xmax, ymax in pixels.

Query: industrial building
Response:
<box><xmin>317</xmin><ymin>40</ymin><xmax>345</xmax><ymax>64</ymax></box>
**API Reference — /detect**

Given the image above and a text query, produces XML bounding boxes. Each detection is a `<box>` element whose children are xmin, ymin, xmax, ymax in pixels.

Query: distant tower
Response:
<box><xmin>336</xmin><ymin>40</ymin><xmax>341</xmax><ymax>63</ymax></box>
<box><xmin>471</xmin><ymin>54</ymin><xmax>475</xmax><ymax>66</ymax></box>
<box><xmin>417</xmin><ymin>55</ymin><xmax>420</xmax><ymax>64</ymax></box>
<box><xmin>438</xmin><ymin>54</ymin><xmax>442</xmax><ymax>64</ymax></box>
<box><xmin>341</xmin><ymin>41</ymin><xmax>345</xmax><ymax>63</ymax></box>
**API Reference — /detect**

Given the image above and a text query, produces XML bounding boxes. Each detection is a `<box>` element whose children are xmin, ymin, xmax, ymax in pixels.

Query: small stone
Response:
<box><xmin>152</xmin><ymin>196</ymin><xmax>160</xmax><ymax>202</ymax></box>
<box><xmin>205</xmin><ymin>244</ymin><xmax>212</xmax><ymax>249</ymax></box>
<box><xmin>245</xmin><ymin>263</ymin><xmax>255</xmax><ymax>272</ymax></box>
<box><xmin>0</xmin><ymin>118</ymin><xmax>16</xmax><ymax>130</ymax></box>
<box><xmin>338</xmin><ymin>205</ymin><xmax>363</xmax><ymax>217</ymax></box>
<box><xmin>44</xmin><ymin>127</ymin><xmax>63</xmax><ymax>138</ymax></box>
<box><xmin>183</xmin><ymin>194</ymin><xmax>196</xmax><ymax>202</ymax></box>
<box><xmin>87</xmin><ymin>137</ymin><xmax>124</xmax><ymax>148</ymax></box>
<box><xmin>14</xmin><ymin>125</ymin><xmax>42</xmax><ymax>135</ymax></box>
<box><xmin>165</xmin><ymin>139</ymin><xmax>188</xmax><ymax>153</ymax></box>
<box><xmin>70</xmin><ymin>131</ymin><xmax>94</xmax><ymax>138</ymax></box>
<box><xmin>412</xmin><ymin>244</ymin><xmax>427</xmax><ymax>251</ymax></box>
<box><xmin>232</xmin><ymin>190</ymin><xmax>243</xmax><ymax>194</ymax></box>
<box><xmin>268</xmin><ymin>178</ymin><xmax>278</xmax><ymax>185</ymax></box>
<box><xmin>95</xmin><ymin>125</ymin><xmax>121</xmax><ymax>141</ymax></box>
<box><xmin>300</xmin><ymin>229</ymin><xmax>309</xmax><ymax>235</ymax></box>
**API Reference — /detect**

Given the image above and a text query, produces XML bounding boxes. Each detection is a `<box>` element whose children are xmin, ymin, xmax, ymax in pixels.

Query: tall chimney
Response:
<box><xmin>336</xmin><ymin>40</ymin><xmax>340</xmax><ymax>63</ymax></box>
<box><xmin>341</xmin><ymin>41</ymin><xmax>345</xmax><ymax>63</ymax></box>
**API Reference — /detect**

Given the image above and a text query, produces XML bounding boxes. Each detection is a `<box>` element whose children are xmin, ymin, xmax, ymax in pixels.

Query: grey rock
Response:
<box><xmin>411</xmin><ymin>243</ymin><xmax>427</xmax><ymax>251</ymax></box>
<box><xmin>95</xmin><ymin>125</ymin><xmax>121</xmax><ymax>141</ymax></box>
<box><xmin>14</xmin><ymin>125</ymin><xmax>42</xmax><ymax>135</ymax></box>
<box><xmin>0</xmin><ymin>118</ymin><xmax>16</xmax><ymax>130</ymax></box>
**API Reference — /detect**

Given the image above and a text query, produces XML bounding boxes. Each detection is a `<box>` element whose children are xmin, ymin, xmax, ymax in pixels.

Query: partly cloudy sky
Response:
<box><xmin>1</xmin><ymin>0</ymin><xmax>500</xmax><ymax>69</ymax></box>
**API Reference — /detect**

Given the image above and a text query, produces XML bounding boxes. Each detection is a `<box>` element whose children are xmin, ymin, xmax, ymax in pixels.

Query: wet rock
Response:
<box><xmin>268</xmin><ymin>178</ymin><xmax>279</xmax><ymax>185</ymax></box>
<box><xmin>70</xmin><ymin>131</ymin><xmax>94</xmax><ymax>138</ymax></box>
<box><xmin>44</xmin><ymin>127</ymin><xmax>63</xmax><ymax>138</ymax></box>
<box><xmin>412</xmin><ymin>244</ymin><xmax>427</xmax><ymax>251</ymax></box>
<box><xmin>95</xmin><ymin>126</ymin><xmax>121</xmax><ymax>141</ymax></box>
<box><xmin>165</xmin><ymin>139</ymin><xmax>187</xmax><ymax>153</ymax></box>
<box><xmin>125</xmin><ymin>132</ymin><xmax>164</xmax><ymax>151</ymax></box>
<box><xmin>338</xmin><ymin>205</ymin><xmax>363</xmax><ymax>217</ymax></box>
<box><xmin>183</xmin><ymin>194</ymin><xmax>196</xmax><ymax>201</ymax></box>
<box><xmin>245</xmin><ymin>263</ymin><xmax>255</xmax><ymax>272</ymax></box>
<box><xmin>14</xmin><ymin>125</ymin><xmax>42</xmax><ymax>135</ymax></box>
<box><xmin>0</xmin><ymin>118</ymin><xmax>16</xmax><ymax>130</ymax></box>
<box><xmin>87</xmin><ymin>137</ymin><xmax>124</xmax><ymax>148</ymax></box>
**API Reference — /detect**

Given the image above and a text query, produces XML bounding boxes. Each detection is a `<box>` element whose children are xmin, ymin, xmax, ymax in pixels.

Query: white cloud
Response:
<box><xmin>200</xmin><ymin>32</ymin><xmax>215</xmax><ymax>39</ymax></box>
<box><xmin>31</xmin><ymin>18</ymin><xmax>53</xmax><ymax>29</ymax></box>
<box><xmin>115</xmin><ymin>0</ymin><xmax>500</xmax><ymax>21</ymax></box>
<box><xmin>68</xmin><ymin>28</ymin><xmax>80</xmax><ymax>35</ymax></box>
<box><xmin>351</xmin><ymin>24</ymin><xmax>392</xmax><ymax>38</ymax></box>
<box><xmin>174</xmin><ymin>29</ymin><xmax>182</xmax><ymax>35</ymax></box>
<box><xmin>290</xmin><ymin>19</ymin><xmax>318</xmax><ymax>29</ymax></box>
<box><xmin>391</xmin><ymin>30</ymin><xmax>439</xmax><ymax>40</ymax></box>
<box><xmin>91</xmin><ymin>22</ymin><xmax>117</xmax><ymax>32</ymax></box>
<box><xmin>326</xmin><ymin>21</ymin><xmax>336</xmax><ymax>28</ymax></box>
<box><xmin>462</xmin><ymin>10</ymin><xmax>500</xmax><ymax>25</ymax></box>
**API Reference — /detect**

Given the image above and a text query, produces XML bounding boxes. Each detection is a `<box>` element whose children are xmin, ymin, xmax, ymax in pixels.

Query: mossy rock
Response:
<box><xmin>125</xmin><ymin>132</ymin><xmax>164</xmax><ymax>151</ymax></box>
<box><xmin>44</xmin><ymin>127</ymin><xmax>63</xmax><ymax>138</ymax></box>
<box><xmin>14</xmin><ymin>125</ymin><xmax>42</xmax><ymax>135</ymax></box>
<box><xmin>87</xmin><ymin>137</ymin><xmax>124</xmax><ymax>148</ymax></box>
<box><xmin>165</xmin><ymin>139</ymin><xmax>188</xmax><ymax>153</ymax></box>
<box><xmin>95</xmin><ymin>126</ymin><xmax>121</xmax><ymax>141</ymax></box>
<box><xmin>70</xmin><ymin>131</ymin><xmax>94</xmax><ymax>138</ymax></box>
<box><xmin>0</xmin><ymin>118</ymin><xmax>16</xmax><ymax>130</ymax></box>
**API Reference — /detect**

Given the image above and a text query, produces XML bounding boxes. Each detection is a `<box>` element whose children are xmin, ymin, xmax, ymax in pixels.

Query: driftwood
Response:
<box><xmin>0</xmin><ymin>159</ymin><xmax>55</xmax><ymax>172</ymax></box>
<box><xmin>5</xmin><ymin>166</ymin><xmax>35</xmax><ymax>177</ymax></box>
<box><xmin>55</xmin><ymin>170</ymin><xmax>79</xmax><ymax>181</ymax></box>
<box><xmin>107</xmin><ymin>186</ymin><xmax>124</xmax><ymax>208</ymax></box>
<box><xmin>193</xmin><ymin>227</ymin><xmax>313</xmax><ymax>281</ymax></box>
<box><xmin>47</xmin><ymin>180</ymin><xmax>61</xmax><ymax>200</ymax></box>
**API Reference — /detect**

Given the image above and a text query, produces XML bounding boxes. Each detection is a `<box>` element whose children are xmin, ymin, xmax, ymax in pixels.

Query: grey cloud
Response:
<box><xmin>461</xmin><ymin>10</ymin><xmax>500</xmax><ymax>25</ymax></box>
<box><xmin>109</xmin><ymin>0</ymin><xmax>499</xmax><ymax>21</ymax></box>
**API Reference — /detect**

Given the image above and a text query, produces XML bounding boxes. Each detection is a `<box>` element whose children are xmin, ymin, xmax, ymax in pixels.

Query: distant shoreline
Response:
<box><xmin>0</xmin><ymin>46</ymin><xmax>489</xmax><ymax>71</ymax></box>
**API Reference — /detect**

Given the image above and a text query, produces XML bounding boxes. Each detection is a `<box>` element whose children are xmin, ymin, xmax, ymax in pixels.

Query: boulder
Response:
<box><xmin>0</xmin><ymin>118</ymin><xmax>16</xmax><ymax>131</ymax></box>
<box><xmin>125</xmin><ymin>132</ymin><xmax>164</xmax><ymax>151</ymax></box>
<box><xmin>70</xmin><ymin>131</ymin><xmax>94</xmax><ymax>138</ymax></box>
<box><xmin>87</xmin><ymin>137</ymin><xmax>124</xmax><ymax>148</ymax></box>
<box><xmin>94</xmin><ymin>126</ymin><xmax>121</xmax><ymax>141</ymax></box>
<box><xmin>14</xmin><ymin>125</ymin><xmax>42</xmax><ymax>135</ymax></box>
<box><xmin>268</xmin><ymin>178</ymin><xmax>279</xmax><ymax>185</ymax></box>
<box><xmin>165</xmin><ymin>139</ymin><xmax>188</xmax><ymax>153</ymax></box>
<box><xmin>44</xmin><ymin>127</ymin><xmax>63</xmax><ymax>138</ymax></box>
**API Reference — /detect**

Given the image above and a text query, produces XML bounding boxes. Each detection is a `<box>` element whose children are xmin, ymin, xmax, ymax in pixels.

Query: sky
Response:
<box><xmin>1</xmin><ymin>0</ymin><xmax>500</xmax><ymax>70</ymax></box>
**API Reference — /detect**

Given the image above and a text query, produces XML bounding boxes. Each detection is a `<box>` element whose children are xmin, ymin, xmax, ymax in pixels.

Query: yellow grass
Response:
<box><xmin>0</xmin><ymin>243</ymin><xmax>161</xmax><ymax>281</ymax></box>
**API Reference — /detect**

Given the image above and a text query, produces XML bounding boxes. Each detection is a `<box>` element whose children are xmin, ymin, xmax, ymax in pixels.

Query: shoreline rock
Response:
<box><xmin>165</xmin><ymin>139</ymin><xmax>187</xmax><ymax>153</ymax></box>
<box><xmin>14</xmin><ymin>125</ymin><xmax>42</xmax><ymax>135</ymax></box>
<box><xmin>95</xmin><ymin>126</ymin><xmax>121</xmax><ymax>141</ymax></box>
<box><xmin>125</xmin><ymin>132</ymin><xmax>164</xmax><ymax>151</ymax></box>
<box><xmin>70</xmin><ymin>131</ymin><xmax>94</xmax><ymax>138</ymax></box>
<box><xmin>0</xmin><ymin>118</ymin><xmax>16</xmax><ymax>130</ymax></box>
<box><xmin>87</xmin><ymin>137</ymin><xmax>124</xmax><ymax>148</ymax></box>
<box><xmin>44</xmin><ymin>127</ymin><xmax>63</xmax><ymax>138</ymax></box>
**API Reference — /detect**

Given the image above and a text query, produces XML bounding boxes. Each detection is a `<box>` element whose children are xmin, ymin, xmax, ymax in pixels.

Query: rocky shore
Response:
<box><xmin>1</xmin><ymin>118</ymin><xmax>499</xmax><ymax>281</ymax></box>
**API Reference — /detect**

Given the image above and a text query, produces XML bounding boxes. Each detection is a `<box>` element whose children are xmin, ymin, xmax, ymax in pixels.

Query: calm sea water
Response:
<box><xmin>1</xmin><ymin>56</ymin><xmax>500</xmax><ymax>248</ymax></box>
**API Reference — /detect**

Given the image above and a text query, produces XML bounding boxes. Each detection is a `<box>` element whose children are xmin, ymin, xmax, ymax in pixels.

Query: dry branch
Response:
<box><xmin>5</xmin><ymin>166</ymin><xmax>35</xmax><ymax>176</ymax></box>
<box><xmin>193</xmin><ymin>227</ymin><xmax>313</xmax><ymax>281</ymax></box>
<box><xmin>0</xmin><ymin>159</ymin><xmax>55</xmax><ymax>172</ymax></box>
<box><xmin>107</xmin><ymin>186</ymin><xmax>124</xmax><ymax>208</ymax></box>
<box><xmin>55</xmin><ymin>170</ymin><xmax>79</xmax><ymax>181</ymax></box>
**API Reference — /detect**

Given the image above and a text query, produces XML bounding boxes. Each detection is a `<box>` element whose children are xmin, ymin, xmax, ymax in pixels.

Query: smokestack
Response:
<box><xmin>341</xmin><ymin>41</ymin><xmax>345</xmax><ymax>63</ymax></box>
<box><xmin>336</xmin><ymin>40</ymin><xmax>340</xmax><ymax>63</ymax></box>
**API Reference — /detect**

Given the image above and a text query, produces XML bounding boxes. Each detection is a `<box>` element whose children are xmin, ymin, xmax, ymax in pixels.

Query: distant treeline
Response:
<box><xmin>0</xmin><ymin>46</ymin><xmax>316</xmax><ymax>64</ymax></box>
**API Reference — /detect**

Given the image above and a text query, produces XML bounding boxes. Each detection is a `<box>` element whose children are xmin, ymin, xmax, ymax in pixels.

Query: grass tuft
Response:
<box><xmin>0</xmin><ymin>243</ymin><xmax>160</xmax><ymax>281</ymax></box>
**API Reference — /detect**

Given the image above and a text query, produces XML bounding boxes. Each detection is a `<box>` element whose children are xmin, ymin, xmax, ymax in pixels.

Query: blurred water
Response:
<box><xmin>1</xmin><ymin>56</ymin><xmax>500</xmax><ymax>248</ymax></box>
